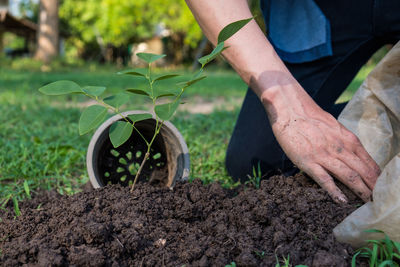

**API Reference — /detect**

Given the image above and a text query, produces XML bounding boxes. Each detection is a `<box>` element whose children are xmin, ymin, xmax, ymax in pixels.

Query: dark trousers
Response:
<box><xmin>226</xmin><ymin>0</ymin><xmax>400</xmax><ymax>183</ymax></box>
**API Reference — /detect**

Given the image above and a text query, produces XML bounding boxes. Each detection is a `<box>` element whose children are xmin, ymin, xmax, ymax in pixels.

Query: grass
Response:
<box><xmin>0</xmin><ymin>53</ymin><xmax>379</xmax><ymax>211</ymax></box>
<box><xmin>336</xmin><ymin>64</ymin><xmax>376</xmax><ymax>103</ymax></box>
<box><xmin>352</xmin><ymin>229</ymin><xmax>400</xmax><ymax>267</ymax></box>
<box><xmin>275</xmin><ymin>255</ymin><xmax>308</xmax><ymax>267</ymax></box>
<box><xmin>0</xmin><ymin>62</ymin><xmax>247</xmax><ymax>208</ymax></box>
<box><xmin>245</xmin><ymin>162</ymin><xmax>264</xmax><ymax>189</ymax></box>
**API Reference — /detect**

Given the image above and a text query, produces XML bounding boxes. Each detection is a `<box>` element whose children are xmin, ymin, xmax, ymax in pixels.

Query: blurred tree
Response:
<box><xmin>58</xmin><ymin>0</ymin><xmax>202</xmax><ymax>62</ymax></box>
<box><xmin>35</xmin><ymin>0</ymin><xmax>59</xmax><ymax>63</ymax></box>
<box><xmin>13</xmin><ymin>0</ymin><xmax>263</xmax><ymax>64</ymax></box>
<box><xmin>18</xmin><ymin>0</ymin><xmax>39</xmax><ymax>23</ymax></box>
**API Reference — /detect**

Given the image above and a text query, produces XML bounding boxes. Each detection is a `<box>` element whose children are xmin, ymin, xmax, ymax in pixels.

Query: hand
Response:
<box><xmin>263</xmin><ymin>83</ymin><xmax>381</xmax><ymax>203</ymax></box>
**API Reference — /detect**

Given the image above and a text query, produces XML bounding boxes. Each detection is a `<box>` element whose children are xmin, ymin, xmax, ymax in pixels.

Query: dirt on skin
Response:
<box><xmin>0</xmin><ymin>174</ymin><xmax>363</xmax><ymax>266</ymax></box>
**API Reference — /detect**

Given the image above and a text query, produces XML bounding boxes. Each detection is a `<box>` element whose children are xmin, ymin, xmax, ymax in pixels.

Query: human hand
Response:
<box><xmin>262</xmin><ymin>84</ymin><xmax>381</xmax><ymax>203</ymax></box>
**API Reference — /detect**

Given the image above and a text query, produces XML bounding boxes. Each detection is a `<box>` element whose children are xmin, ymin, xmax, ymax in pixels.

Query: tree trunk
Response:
<box><xmin>0</xmin><ymin>29</ymin><xmax>4</xmax><ymax>56</ymax></box>
<box><xmin>35</xmin><ymin>0</ymin><xmax>59</xmax><ymax>63</ymax></box>
<box><xmin>191</xmin><ymin>36</ymin><xmax>209</xmax><ymax>70</ymax></box>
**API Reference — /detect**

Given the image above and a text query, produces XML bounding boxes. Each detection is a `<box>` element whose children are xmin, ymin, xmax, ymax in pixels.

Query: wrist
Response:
<box><xmin>253</xmin><ymin>72</ymin><xmax>319</xmax><ymax>125</ymax></box>
<box><xmin>253</xmin><ymin>71</ymin><xmax>300</xmax><ymax>112</ymax></box>
<box><xmin>249</xmin><ymin>68</ymin><xmax>296</xmax><ymax>102</ymax></box>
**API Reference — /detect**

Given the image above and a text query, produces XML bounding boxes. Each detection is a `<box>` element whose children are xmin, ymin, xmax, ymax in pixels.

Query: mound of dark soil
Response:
<box><xmin>0</xmin><ymin>174</ymin><xmax>362</xmax><ymax>266</ymax></box>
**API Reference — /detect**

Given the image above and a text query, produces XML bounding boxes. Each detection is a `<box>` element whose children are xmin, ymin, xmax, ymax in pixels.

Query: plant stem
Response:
<box><xmin>130</xmin><ymin>151</ymin><xmax>150</xmax><ymax>192</ymax></box>
<box><xmin>129</xmin><ymin>62</ymin><xmax>190</xmax><ymax>192</ymax></box>
<box><xmin>101</xmin><ymin>101</ymin><xmax>149</xmax><ymax>146</ymax></box>
<box><xmin>130</xmin><ymin>62</ymin><xmax>164</xmax><ymax>192</ymax></box>
<box><xmin>129</xmin><ymin>120</ymin><xmax>164</xmax><ymax>192</ymax></box>
<box><xmin>85</xmin><ymin>93</ymin><xmax>150</xmax><ymax>146</ymax></box>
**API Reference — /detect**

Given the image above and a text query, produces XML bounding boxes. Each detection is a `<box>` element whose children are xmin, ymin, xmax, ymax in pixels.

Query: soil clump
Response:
<box><xmin>0</xmin><ymin>174</ymin><xmax>362</xmax><ymax>266</ymax></box>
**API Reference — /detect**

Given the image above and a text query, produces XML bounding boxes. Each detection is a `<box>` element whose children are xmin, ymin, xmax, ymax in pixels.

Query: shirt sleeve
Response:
<box><xmin>261</xmin><ymin>0</ymin><xmax>333</xmax><ymax>63</ymax></box>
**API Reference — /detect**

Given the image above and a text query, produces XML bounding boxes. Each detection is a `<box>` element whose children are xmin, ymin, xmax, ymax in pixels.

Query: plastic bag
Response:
<box><xmin>333</xmin><ymin>41</ymin><xmax>400</xmax><ymax>247</ymax></box>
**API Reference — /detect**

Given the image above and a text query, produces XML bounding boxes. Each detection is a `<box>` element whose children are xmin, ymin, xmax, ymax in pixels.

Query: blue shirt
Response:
<box><xmin>260</xmin><ymin>0</ymin><xmax>333</xmax><ymax>63</ymax></box>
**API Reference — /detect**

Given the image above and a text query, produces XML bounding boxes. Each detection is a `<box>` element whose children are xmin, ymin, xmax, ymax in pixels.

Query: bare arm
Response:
<box><xmin>186</xmin><ymin>0</ymin><xmax>291</xmax><ymax>97</ymax></box>
<box><xmin>186</xmin><ymin>0</ymin><xmax>381</xmax><ymax>203</ymax></box>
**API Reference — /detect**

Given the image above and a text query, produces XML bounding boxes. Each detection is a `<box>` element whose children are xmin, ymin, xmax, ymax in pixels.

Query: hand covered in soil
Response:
<box><xmin>261</xmin><ymin>81</ymin><xmax>381</xmax><ymax>203</ymax></box>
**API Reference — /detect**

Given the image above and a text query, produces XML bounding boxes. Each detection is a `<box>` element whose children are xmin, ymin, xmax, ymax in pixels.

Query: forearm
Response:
<box><xmin>185</xmin><ymin>0</ymin><xmax>318</xmax><ymax>123</ymax></box>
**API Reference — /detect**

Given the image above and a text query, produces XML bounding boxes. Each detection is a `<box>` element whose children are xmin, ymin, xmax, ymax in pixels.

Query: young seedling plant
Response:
<box><xmin>275</xmin><ymin>254</ymin><xmax>308</xmax><ymax>267</ymax></box>
<box><xmin>39</xmin><ymin>18</ymin><xmax>253</xmax><ymax>192</ymax></box>
<box><xmin>245</xmin><ymin>162</ymin><xmax>264</xmax><ymax>189</ymax></box>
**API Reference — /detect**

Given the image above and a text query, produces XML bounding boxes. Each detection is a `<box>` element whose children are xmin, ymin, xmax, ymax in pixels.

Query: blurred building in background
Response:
<box><xmin>0</xmin><ymin>0</ymin><xmax>208</xmax><ymax>66</ymax></box>
<box><xmin>0</xmin><ymin>0</ymin><xmax>8</xmax><ymax>10</ymax></box>
<box><xmin>0</xmin><ymin>0</ymin><xmax>37</xmax><ymax>57</ymax></box>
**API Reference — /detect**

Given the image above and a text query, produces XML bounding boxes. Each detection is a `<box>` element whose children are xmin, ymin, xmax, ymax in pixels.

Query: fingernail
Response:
<box><xmin>335</xmin><ymin>195</ymin><xmax>348</xmax><ymax>204</ymax></box>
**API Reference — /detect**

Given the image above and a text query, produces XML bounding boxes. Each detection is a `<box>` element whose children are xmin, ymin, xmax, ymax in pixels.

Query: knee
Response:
<box><xmin>225</xmin><ymin>142</ymin><xmax>253</xmax><ymax>184</ymax></box>
<box><xmin>226</xmin><ymin>140</ymin><xmax>291</xmax><ymax>183</ymax></box>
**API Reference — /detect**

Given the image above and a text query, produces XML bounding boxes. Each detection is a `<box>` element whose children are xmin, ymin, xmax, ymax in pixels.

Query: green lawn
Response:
<box><xmin>336</xmin><ymin>64</ymin><xmax>376</xmax><ymax>103</ymax></box>
<box><xmin>0</xmin><ymin>64</ymin><xmax>247</xmax><ymax>206</ymax></box>
<box><xmin>0</xmin><ymin>60</ymin><xmax>374</xmax><ymax>207</ymax></box>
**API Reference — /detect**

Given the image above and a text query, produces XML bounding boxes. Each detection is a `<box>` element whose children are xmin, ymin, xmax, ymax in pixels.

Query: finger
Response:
<box><xmin>320</xmin><ymin>158</ymin><xmax>371</xmax><ymax>202</ymax></box>
<box><xmin>337</xmin><ymin>151</ymin><xmax>378</xmax><ymax>190</ymax></box>
<box><xmin>304</xmin><ymin>164</ymin><xmax>348</xmax><ymax>204</ymax></box>
<box><xmin>354</xmin><ymin>145</ymin><xmax>381</xmax><ymax>189</ymax></box>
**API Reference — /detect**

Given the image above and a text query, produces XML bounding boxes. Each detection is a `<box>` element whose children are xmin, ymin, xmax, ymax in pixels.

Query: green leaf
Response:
<box><xmin>193</xmin><ymin>68</ymin><xmax>203</xmax><ymax>80</ymax></box>
<box><xmin>187</xmin><ymin>76</ymin><xmax>207</xmax><ymax>87</ymax></box>
<box><xmin>12</xmin><ymin>197</ymin><xmax>21</xmax><ymax>217</ymax></box>
<box><xmin>361</xmin><ymin>247</ymin><xmax>373</xmax><ymax>255</ymax></box>
<box><xmin>23</xmin><ymin>180</ymin><xmax>31</xmax><ymax>199</ymax></box>
<box><xmin>39</xmin><ymin>80</ymin><xmax>82</xmax><ymax>95</ymax></box>
<box><xmin>127</xmin><ymin>113</ymin><xmax>153</xmax><ymax>123</ymax></box>
<box><xmin>104</xmin><ymin>92</ymin><xmax>130</xmax><ymax>109</ymax></box>
<box><xmin>117</xmin><ymin>68</ymin><xmax>147</xmax><ymax>77</ymax></box>
<box><xmin>154</xmin><ymin>74</ymin><xmax>180</xmax><ymax>82</ymax></box>
<box><xmin>378</xmin><ymin>260</ymin><xmax>396</xmax><ymax>267</ymax></box>
<box><xmin>198</xmin><ymin>42</ymin><xmax>225</xmax><ymax>66</ymax></box>
<box><xmin>82</xmin><ymin>86</ymin><xmax>106</xmax><ymax>97</ymax></box>
<box><xmin>364</xmin><ymin>229</ymin><xmax>385</xmax><ymax>234</ymax></box>
<box><xmin>154</xmin><ymin>87</ymin><xmax>180</xmax><ymax>99</ymax></box>
<box><xmin>155</xmin><ymin>100</ymin><xmax>180</xmax><ymax>121</ymax></box>
<box><xmin>177</xmin><ymin>76</ymin><xmax>207</xmax><ymax>88</ymax></box>
<box><xmin>367</xmin><ymin>240</ymin><xmax>383</xmax><ymax>245</ymax></box>
<box><xmin>137</xmin><ymin>53</ymin><xmax>166</xmax><ymax>63</ymax></box>
<box><xmin>1</xmin><ymin>194</ymin><xmax>11</xmax><ymax>209</ymax></box>
<box><xmin>218</xmin><ymin>17</ymin><xmax>253</xmax><ymax>43</ymax></box>
<box><xmin>156</xmin><ymin>93</ymin><xmax>176</xmax><ymax>99</ymax></box>
<box><xmin>383</xmin><ymin>235</ymin><xmax>394</xmax><ymax>256</ymax></box>
<box><xmin>351</xmin><ymin>251</ymin><xmax>361</xmax><ymax>267</ymax></box>
<box><xmin>79</xmin><ymin>105</ymin><xmax>108</xmax><ymax>135</ymax></box>
<box><xmin>126</xmin><ymin>88</ymin><xmax>150</xmax><ymax>96</ymax></box>
<box><xmin>394</xmin><ymin>242</ymin><xmax>400</xmax><ymax>253</ymax></box>
<box><xmin>371</xmin><ymin>243</ymin><xmax>378</xmax><ymax>266</ymax></box>
<box><xmin>109</xmin><ymin>121</ymin><xmax>133</xmax><ymax>148</ymax></box>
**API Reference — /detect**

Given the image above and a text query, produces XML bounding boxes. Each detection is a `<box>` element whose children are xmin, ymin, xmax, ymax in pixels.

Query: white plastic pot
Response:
<box><xmin>86</xmin><ymin>110</ymin><xmax>190</xmax><ymax>189</ymax></box>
